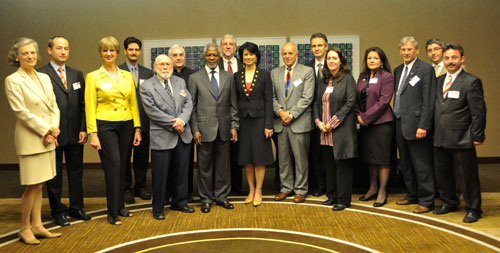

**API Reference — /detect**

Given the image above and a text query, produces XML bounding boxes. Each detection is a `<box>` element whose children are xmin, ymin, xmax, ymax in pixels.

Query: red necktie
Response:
<box><xmin>285</xmin><ymin>67</ymin><xmax>291</xmax><ymax>97</ymax></box>
<box><xmin>227</xmin><ymin>60</ymin><xmax>233</xmax><ymax>73</ymax></box>
<box><xmin>443</xmin><ymin>74</ymin><xmax>452</xmax><ymax>98</ymax></box>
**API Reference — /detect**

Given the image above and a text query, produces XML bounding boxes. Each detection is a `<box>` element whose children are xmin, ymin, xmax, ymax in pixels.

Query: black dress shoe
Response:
<box><xmin>323</xmin><ymin>199</ymin><xmax>336</xmax><ymax>205</ymax></box>
<box><xmin>433</xmin><ymin>205</ymin><xmax>457</xmax><ymax>215</ymax></box>
<box><xmin>153</xmin><ymin>213</ymin><xmax>165</xmax><ymax>220</ymax></box>
<box><xmin>69</xmin><ymin>210</ymin><xmax>91</xmax><ymax>221</ymax></box>
<box><xmin>312</xmin><ymin>189</ymin><xmax>326</xmax><ymax>197</ymax></box>
<box><xmin>54</xmin><ymin>215</ymin><xmax>70</xmax><ymax>226</ymax></box>
<box><xmin>201</xmin><ymin>203</ymin><xmax>211</xmax><ymax>213</ymax></box>
<box><xmin>373</xmin><ymin>193</ymin><xmax>388</xmax><ymax>208</ymax></box>
<box><xmin>463</xmin><ymin>211</ymin><xmax>481</xmax><ymax>223</ymax></box>
<box><xmin>216</xmin><ymin>200</ymin><xmax>234</xmax><ymax>209</ymax></box>
<box><xmin>333</xmin><ymin>204</ymin><xmax>350</xmax><ymax>211</ymax></box>
<box><xmin>171</xmin><ymin>205</ymin><xmax>195</xmax><ymax>213</ymax></box>
<box><xmin>136</xmin><ymin>188</ymin><xmax>152</xmax><ymax>200</ymax></box>
<box><xmin>124</xmin><ymin>189</ymin><xmax>135</xmax><ymax>204</ymax></box>
<box><xmin>359</xmin><ymin>193</ymin><xmax>377</xmax><ymax>201</ymax></box>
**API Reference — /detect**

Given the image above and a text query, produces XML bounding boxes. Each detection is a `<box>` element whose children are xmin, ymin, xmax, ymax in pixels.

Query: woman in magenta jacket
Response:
<box><xmin>355</xmin><ymin>47</ymin><xmax>394</xmax><ymax>207</ymax></box>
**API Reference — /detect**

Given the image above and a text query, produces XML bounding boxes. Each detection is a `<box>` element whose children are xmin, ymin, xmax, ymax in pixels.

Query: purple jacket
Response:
<box><xmin>355</xmin><ymin>70</ymin><xmax>394</xmax><ymax>125</ymax></box>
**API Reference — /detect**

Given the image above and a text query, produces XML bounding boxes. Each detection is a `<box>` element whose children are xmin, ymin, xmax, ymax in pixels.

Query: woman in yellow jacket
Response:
<box><xmin>85</xmin><ymin>36</ymin><xmax>141</xmax><ymax>225</ymax></box>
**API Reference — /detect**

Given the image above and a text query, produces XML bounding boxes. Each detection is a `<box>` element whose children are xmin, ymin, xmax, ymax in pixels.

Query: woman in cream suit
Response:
<box><xmin>5</xmin><ymin>38</ymin><xmax>62</xmax><ymax>244</ymax></box>
<box><xmin>85</xmin><ymin>36</ymin><xmax>141</xmax><ymax>225</ymax></box>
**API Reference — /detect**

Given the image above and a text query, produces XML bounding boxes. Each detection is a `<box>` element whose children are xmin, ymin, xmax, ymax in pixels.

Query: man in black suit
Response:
<box><xmin>306</xmin><ymin>33</ymin><xmax>328</xmax><ymax>197</ymax></box>
<box><xmin>38</xmin><ymin>36</ymin><xmax>90</xmax><ymax>226</ymax></box>
<box><xmin>432</xmin><ymin>44</ymin><xmax>486</xmax><ymax>223</ymax></box>
<box><xmin>393</xmin><ymin>36</ymin><xmax>436</xmax><ymax>214</ymax></box>
<box><xmin>118</xmin><ymin>37</ymin><xmax>154</xmax><ymax>204</ymax></box>
<box><xmin>218</xmin><ymin>34</ymin><xmax>245</xmax><ymax>196</ymax></box>
<box><xmin>169</xmin><ymin>44</ymin><xmax>195</xmax><ymax>203</ymax></box>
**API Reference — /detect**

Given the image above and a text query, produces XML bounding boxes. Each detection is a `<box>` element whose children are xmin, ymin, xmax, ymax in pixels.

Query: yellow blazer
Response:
<box><xmin>5</xmin><ymin>68</ymin><xmax>60</xmax><ymax>155</ymax></box>
<box><xmin>85</xmin><ymin>66</ymin><xmax>141</xmax><ymax>133</ymax></box>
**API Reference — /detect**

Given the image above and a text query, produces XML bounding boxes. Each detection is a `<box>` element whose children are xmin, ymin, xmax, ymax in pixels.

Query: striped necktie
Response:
<box><xmin>443</xmin><ymin>74</ymin><xmax>453</xmax><ymax>98</ymax></box>
<box><xmin>58</xmin><ymin>67</ymin><xmax>68</xmax><ymax>90</ymax></box>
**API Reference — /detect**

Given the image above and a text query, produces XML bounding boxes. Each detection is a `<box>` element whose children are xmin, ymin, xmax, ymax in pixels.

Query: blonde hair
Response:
<box><xmin>98</xmin><ymin>36</ymin><xmax>120</xmax><ymax>53</ymax></box>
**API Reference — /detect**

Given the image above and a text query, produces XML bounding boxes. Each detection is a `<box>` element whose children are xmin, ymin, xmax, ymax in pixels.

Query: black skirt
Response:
<box><xmin>359</xmin><ymin>121</ymin><xmax>393</xmax><ymax>166</ymax></box>
<box><xmin>237</xmin><ymin>116</ymin><xmax>274</xmax><ymax>167</ymax></box>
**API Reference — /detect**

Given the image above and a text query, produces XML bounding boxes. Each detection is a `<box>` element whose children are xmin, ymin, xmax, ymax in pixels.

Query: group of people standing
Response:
<box><xmin>4</xmin><ymin>32</ymin><xmax>486</xmax><ymax>244</ymax></box>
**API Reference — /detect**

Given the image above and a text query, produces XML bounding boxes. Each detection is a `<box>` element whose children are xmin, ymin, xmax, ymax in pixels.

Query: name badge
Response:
<box><xmin>101</xmin><ymin>82</ymin><xmax>112</xmax><ymax>90</ymax></box>
<box><xmin>139</xmin><ymin>79</ymin><xmax>146</xmax><ymax>85</ymax></box>
<box><xmin>293</xmin><ymin>79</ymin><xmax>303</xmax><ymax>87</ymax></box>
<box><xmin>448</xmin><ymin>90</ymin><xmax>460</xmax><ymax>99</ymax></box>
<box><xmin>72</xmin><ymin>82</ymin><xmax>81</xmax><ymax>90</ymax></box>
<box><xmin>369</xmin><ymin>78</ymin><xmax>378</xmax><ymax>84</ymax></box>
<box><xmin>325</xmin><ymin>87</ymin><xmax>334</xmax><ymax>93</ymax></box>
<box><xmin>409</xmin><ymin>75</ymin><xmax>420</xmax><ymax>86</ymax></box>
<box><xmin>180</xmin><ymin>89</ymin><xmax>187</xmax><ymax>97</ymax></box>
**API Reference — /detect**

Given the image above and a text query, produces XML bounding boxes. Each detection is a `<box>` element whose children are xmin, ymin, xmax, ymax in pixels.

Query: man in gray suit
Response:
<box><xmin>272</xmin><ymin>42</ymin><xmax>315</xmax><ymax>203</ymax></box>
<box><xmin>188</xmin><ymin>43</ymin><xmax>239</xmax><ymax>213</ymax></box>
<box><xmin>140</xmin><ymin>55</ymin><xmax>195</xmax><ymax>220</ymax></box>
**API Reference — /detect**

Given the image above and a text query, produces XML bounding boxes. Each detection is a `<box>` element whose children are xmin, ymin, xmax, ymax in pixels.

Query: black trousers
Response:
<box><xmin>166</xmin><ymin>140</ymin><xmax>194</xmax><ymax>199</ymax></box>
<box><xmin>46</xmin><ymin>143</ymin><xmax>84</xmax><ymax>217</ymax></box>
<box><xmin>395</xmin><ymin>119</ymin><xmax>435</xmax><ymax>207</ymax></box>
<box><xmin>434</xmin><ymin>147</ymin><xmax>482</xmax><ymax>213</ymax></box>
<box><xmin>151</xmin><ymin>139</ymin><xmax>190</xmax><ymax>214</ymax></box>
<box><xmin>309</xmin><ymin>129</ymin><xmax>326</xmax><ymax>191</ymax></box>
<box><xmin>320</xmin><ymin>145</ymin><xmax>353</xmax><ymax>205</ymax></box>
<box><xmin>97</xmin><ymin>120</ymin><xmax>134</xmax><ymax>218</ymax></box>
<box><xmin>125</xmin><ymin>131</ymin><xmax>150</xmax><ymax>191</ymax></box>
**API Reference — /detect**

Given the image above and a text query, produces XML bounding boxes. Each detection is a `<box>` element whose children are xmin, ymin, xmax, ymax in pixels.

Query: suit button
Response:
<box><xmin>114</xmin><ymin>108</ymin><xmax>117</xmax><ymax>111</ymax></box>
<box><xmin>124</xmin><ymin>108</ymin><xmax>127</xmax><ymax>111</ymax></box>
<box><xmin>113</xmin><ymin>99</ymin><xmax>116</xmax><ymax>102</ymax></box>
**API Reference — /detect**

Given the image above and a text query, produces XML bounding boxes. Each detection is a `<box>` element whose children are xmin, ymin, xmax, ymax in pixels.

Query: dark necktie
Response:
<box><xmin>317</xmin><ymin>63</ymin><xmax>323</xmax><ymax>80</ymax></box>
<box><xmin>211</xmin><ymin>70</ymin><xmax>219</xmax><ymax>100</ymax></box>
<box><xmin>394</xmin><ymin>66</ymin><xmax>409</xmax><ymax>118</ymax></box>
<box><xmin>165</xmin><ymin>80</ymin><xmax>176</xmax><ymax>111</ymax></box>
<box><xmin>285</xmin><ymin>67</ymin><xmax>291</xmax><ymax>97</ymax></box>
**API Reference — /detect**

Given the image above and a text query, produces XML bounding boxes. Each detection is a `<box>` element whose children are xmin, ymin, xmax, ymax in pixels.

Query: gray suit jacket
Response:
<box><xmin>140</xmin><ymin>75</ymin><xmax>193</xmax><ymax>150</ymax></box>
<box><xmin>271</xmin><ymin>63</ymin><xmax>315</xmax><ymax>133</ymax></box>
<box><xmin>188</xmin><ymin>67</ymin><xmax>239</xmax><ymax>142</ymax></box>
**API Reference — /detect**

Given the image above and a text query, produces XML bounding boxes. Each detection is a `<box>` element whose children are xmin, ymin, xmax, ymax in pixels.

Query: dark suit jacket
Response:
<box><xmin>394</xmin><ymin>58</ymin><xmax>436</xmax><ymax>140</ymax></box>
<box><xmin>313</xmin><ymin>74</ymin><xmax>358</xmax><ymax>160</ymax></box>
<box><xmin>189</xmin><ymin>67</ymin><xmax>239</xmax><ymax>142</ymax></box>
<box><xmin>173</xmin><ymin>66</ymin><xmax>196</xmax><ymax>85</ymax></box>
<box><xmin>218</xmin><ymin>57</ymin><xmax>243</xmax><ymax>73</ymax></box>
<box><xmin>234</xmin><ymin>67</ymin><xmax>273</xmax><ymax>129</ymax></box>
<box><xmin>118</xmin><ymin>63</ymin><xmax>154</xmax><ymax>131</ymax></box>
<box><xmin>38</xmin><ymin>64</ymin><xmax>85</xmax><ymax>146</ymax></box>
<box><xmin>355</xmin><ymin>70</ymin><xmax>394</xmax><ymax>125</ymax></box>
<box><xmin>434</xmin><ymin>70</ymin><xmax>486</xmax><ymax>149</ymax></box>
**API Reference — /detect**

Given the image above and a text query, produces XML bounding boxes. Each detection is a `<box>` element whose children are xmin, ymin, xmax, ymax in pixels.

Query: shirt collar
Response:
<box><xmin>50</xmin><ymin>61</ymin><xmax>65</xmax><ymax>72</ymax></box>
<box><xmin>125</xmin><ymin>61</ymin><xmax>138</xmax><ymax>72</ymax></box>
<box><xmin>205</xmin><ymin>65</ymin><xmax>220</xmax><ymax>73</ymax></box>
<box><xmin>404</xmin><ymin>57</ymin><xmax>418</xmax><ymax>70</ymax></box>
<box><xmin>447</xmin><ymin>67</ymin><xmax>463</xmax><ymax>79</ymax></box>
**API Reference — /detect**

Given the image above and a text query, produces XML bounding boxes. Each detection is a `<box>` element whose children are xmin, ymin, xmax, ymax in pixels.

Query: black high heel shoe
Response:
<box><xmin>359</xmin><ymin>192</ymin><xmax>377</xmax><ymax>201</ymax></box>
<box><xmin>107</xmin><ymin>215</ymin><xmax>122</xmax><ymax>225</ymax></box>
<box><xmin>373</xmin><ymin>193</ymin><xmax>388</xmax><ymax>207</ymax></box>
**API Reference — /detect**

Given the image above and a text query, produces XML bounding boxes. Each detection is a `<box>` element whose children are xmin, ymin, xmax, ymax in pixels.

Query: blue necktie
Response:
<box><xmin>165</xmin><ymin>80</ymin><xmax>176</xmax><ymax>111</ymax></box>
<box><xmin>394</xmin><ymin>66</ymin><xmax>409</xmax><ymax>118</ymax></box>
<box><xmin>211</xmin><ymin>70</ymin><xmax>219</xmax><ymax>100</ymax></box>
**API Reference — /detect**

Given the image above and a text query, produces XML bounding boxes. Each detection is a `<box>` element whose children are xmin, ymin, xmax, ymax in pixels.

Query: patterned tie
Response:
<box><xmin>227</xmin><ymin>60</ymin><xmax>233</xmax><ymax>73</ymax></box>
<box><xmin>132</xmin><ymin>66</ymin><xmax>138</xmax><ymax>88</ymax></box>
<box><xmin>443</xmin><ymin>74</ymin><xmax>453</xmax><ymax>98</ymax></box>
<box><xmin>285</xmin><ymin>67</ymin><xmax>291</xmax><ymax>97</ymax></box>
<box><xmin>165</xmin><ymin>80</ymin><xmax>176</xmax><ymax>111</ymax></box>
<box><xmin>393</xmin><ymin>66</ymin><xmax>409</xmax><ymax>118</ymax></box>
<box><xmin>317</xmin><ymin>63</ymin><xmax>323</xmax><ymax>79</ymax></box>
<box><xmin>211</xmin><ymin>70</ymin><xmax>219</xmax><ymax>100</ymax></box>
<box><xmin>58</xmin><ymin>67</ymin><xmax>68</xmax><ymax>90</ymax></box>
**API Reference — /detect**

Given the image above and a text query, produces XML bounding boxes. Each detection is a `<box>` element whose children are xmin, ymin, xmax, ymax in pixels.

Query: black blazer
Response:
<box><xmin>218</xmin><ymin>58</ymin><xmax>243</xmax><ymax>73</ymax></box>
<box><xmin>234</xmin><ymin>67</ymin><xmax>273</xmax><ymax>129</ymax></box>
<box><xmin>37</xmin><ymin>64</ymin><xmax>85</xmax><ymax>146</ymax></box>
<box><xmin>394</xmin><ymin>58</ymin><xmax>436</xmax><ymax>140</ymax></box>
<box><xmin>313</xmin><ymin>74</ymin><xmax>358</xmax><ymax>160</ymax></box>
<box><xmin>118</xmin><ymin>63</ymin><xmax>154</xmax><ymax>131</ymax></box>
<box><xmin>434</xmin><ymin>70</ymin><xmax>486</xmax><ymax>149</ymax></box>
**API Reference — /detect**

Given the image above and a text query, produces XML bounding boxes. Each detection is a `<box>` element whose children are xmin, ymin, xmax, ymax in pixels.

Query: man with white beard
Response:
<box><xmin>140</xmin><ymin>54</ymin><xmax>194</xmax><ymax>220</ymax></box>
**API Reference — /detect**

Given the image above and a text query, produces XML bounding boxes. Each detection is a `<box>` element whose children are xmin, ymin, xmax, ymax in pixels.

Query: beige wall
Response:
<box><xmin>0</xmin><ymin>0</ymin><xmax>499</xmax><ymax>163</ymax></box>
